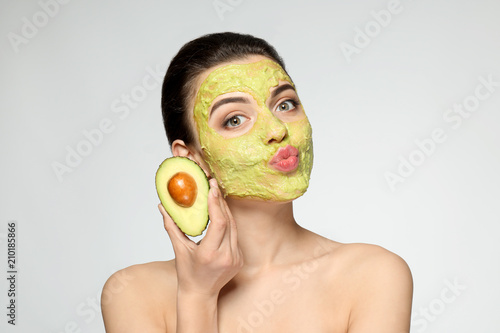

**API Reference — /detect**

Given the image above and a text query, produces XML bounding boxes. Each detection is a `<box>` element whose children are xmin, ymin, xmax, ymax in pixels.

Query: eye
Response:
<box><xmin>224</xmin><ymin>115</ymin><xmax>247</xmax><ymax>128</ymax></box>
<box><xmin>276</xmin><ymin>99</ymin><xmax>299</xmax><ymax>112</ymax></box>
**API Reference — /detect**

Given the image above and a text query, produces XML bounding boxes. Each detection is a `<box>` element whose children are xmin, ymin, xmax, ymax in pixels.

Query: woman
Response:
<box><xmin>102</xmin><ymin>32</ymin><xmax>413</xmax><ymax>333</ymax></box>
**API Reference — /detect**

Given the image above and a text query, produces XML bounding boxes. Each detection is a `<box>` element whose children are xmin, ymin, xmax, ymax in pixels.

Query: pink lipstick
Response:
<box><xmin>269</xmin><ymin>145</ymin><xmax>299</xmax><ymax>172</ymax></box>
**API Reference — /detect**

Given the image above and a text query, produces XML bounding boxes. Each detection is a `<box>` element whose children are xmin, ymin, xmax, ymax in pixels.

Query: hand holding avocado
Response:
<box><xmin>158</xmin><ymin>178</ymin><xmax>243</xmax><ymax>297</ymax></box>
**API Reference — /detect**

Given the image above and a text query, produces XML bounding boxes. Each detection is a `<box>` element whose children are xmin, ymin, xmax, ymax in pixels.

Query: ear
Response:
<box><xmin>171</xmin><ymin>139</ymin><xmax>195</xmax><ymax>159</ymax></box>
<box><xmin>171</xmin><ymin>139</ymin><xmax>211</xmax><ymax>178</ymax></box>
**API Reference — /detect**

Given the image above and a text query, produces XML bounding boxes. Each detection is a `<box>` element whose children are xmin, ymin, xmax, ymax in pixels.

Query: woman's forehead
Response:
<box><xmin>194</xmin><ymin>58</ymin><xmax>293</xmax><ymax>118</ymax></box>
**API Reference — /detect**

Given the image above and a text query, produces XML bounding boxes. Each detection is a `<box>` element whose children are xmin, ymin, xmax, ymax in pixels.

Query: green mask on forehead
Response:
<box><xmin>193</xmin><ymin>58</ymin><xmax>313</xmax><ymax>201</ymax></box>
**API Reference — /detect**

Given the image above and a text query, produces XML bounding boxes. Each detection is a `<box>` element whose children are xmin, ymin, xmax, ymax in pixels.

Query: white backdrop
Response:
<box><xmin>1</xmin><ymin>0</ymin><xmax>499</xmax><ymax>332</ymax></box>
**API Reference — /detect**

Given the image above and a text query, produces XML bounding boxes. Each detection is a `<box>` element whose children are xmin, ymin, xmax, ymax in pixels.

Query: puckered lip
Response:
<box><xmin>269</xmin><ymin>144</ymin><xmax>299</xmax><ymax>172</ymax></box>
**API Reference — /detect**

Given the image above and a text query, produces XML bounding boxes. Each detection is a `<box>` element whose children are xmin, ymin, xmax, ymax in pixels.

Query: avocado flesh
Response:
<box><xmin>155</xmin><ymin>157</ymin><xmax>209</xmax><ymax>236</ymax></box>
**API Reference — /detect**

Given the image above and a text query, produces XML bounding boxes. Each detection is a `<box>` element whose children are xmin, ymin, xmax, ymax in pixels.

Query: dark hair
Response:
<box><xmin>161</xmin><ymin>32</ymin><xmax>287</xmax><ymax>147</ymax></box>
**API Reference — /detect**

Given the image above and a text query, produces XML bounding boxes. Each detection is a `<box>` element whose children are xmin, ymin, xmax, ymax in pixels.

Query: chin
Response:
<box><xmin>225</xmin><ymin>186</ymin><xmax>309</xmax><ymax>203</ymax></box>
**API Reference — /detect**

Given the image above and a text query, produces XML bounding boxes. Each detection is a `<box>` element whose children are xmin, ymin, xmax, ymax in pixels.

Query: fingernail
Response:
<box><xmin>209</xmin><ymin>179</ymin><xmax>219</xmax><ymax>197</ymax></box>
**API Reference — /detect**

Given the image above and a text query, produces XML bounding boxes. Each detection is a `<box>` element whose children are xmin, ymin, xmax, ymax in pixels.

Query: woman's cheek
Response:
<box><xmin>288</xmin><ymin>117</ymin><xmax>314</xmax><ymax>176</ymax></box>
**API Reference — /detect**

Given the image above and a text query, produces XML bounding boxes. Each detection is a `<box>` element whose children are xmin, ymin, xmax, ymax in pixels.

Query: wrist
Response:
<box><xmin>176</xmin><ymin>288</ymin><xmax>219</xmax><ymax>332</ymax></box>
<box><xmin>177</xmin><ymin>287</ymin><xmax>219</xmax><ymax>303</ymax></box>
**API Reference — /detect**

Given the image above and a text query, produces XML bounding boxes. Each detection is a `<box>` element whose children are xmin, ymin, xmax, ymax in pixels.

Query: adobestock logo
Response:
<box><xmin>53</xmin><ymin>268</ymin><xmax>134</xmax><ymax>333</ymax></box>
<box><xmin>212</xmin><ymin>0</ymin><xmax>244</xmax><ymax>21</ymax></box>
<box><xmin>236</xmin><ymin>242</ymin><xmax>329</xmax><ymax>333</ymax></box>
<box><xmin>411</xmin><ymin>278</ymin><xmax>466</xmax><ymax>332</ymax></box>
<box><xmin>340</xmin><ymin>0</ymin><xmax>404</xmax><ymax>64</ymax></box>
<box><xmin>7</xmin><ymin>0</ymin><xmax>72</xmax><ymax>53</ymax></box>
<box><xmin>385</xmin><ymin>74</ymin><xmax>498</xmax><ymax>191</ymax></box>
<box><xmin>51</xmin><ymin>65</ymin><xmax>164</xmax><ymax>183</ymax></box>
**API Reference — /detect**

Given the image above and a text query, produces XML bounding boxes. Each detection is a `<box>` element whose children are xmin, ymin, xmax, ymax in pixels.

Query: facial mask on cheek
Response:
<box><xmin>193</xmin><ymin>59</ymin><xmax>313</xmax><ymax>201</ymax></box>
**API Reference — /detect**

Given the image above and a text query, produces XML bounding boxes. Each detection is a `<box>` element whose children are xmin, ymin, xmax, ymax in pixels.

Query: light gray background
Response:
<box><xmin>1</xmin><ymin>0</ymin><xmax>499</xmax><ymax>332</ymax></box>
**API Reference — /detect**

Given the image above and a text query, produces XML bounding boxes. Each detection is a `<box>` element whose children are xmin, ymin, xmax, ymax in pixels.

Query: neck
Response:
<box><xmin>225</xmin><ymin>197</ymin><xmax>304</xmax><ymax>274</ymax></box>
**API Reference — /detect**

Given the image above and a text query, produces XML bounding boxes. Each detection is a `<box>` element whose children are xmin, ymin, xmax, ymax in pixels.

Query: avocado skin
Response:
<box><xmin>155</xmin><ymin>157</ymin><xmax>209</xmax><ymax>236</ymax></box>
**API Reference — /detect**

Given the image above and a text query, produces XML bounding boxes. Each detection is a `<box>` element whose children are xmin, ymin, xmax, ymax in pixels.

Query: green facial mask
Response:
<box><xmin>193</xmin><ymin>58</ymin><xmax>313</xmax><ymax>201</ymax></box>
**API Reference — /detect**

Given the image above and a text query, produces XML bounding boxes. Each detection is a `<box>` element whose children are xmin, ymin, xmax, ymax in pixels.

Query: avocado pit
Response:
<box><xmin>167</xmin><ymin>172</ymin><xmax>198</xmax><ymax>207</ymax></box>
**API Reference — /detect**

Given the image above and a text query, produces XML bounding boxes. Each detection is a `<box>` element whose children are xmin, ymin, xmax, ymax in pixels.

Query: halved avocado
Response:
<box><xmin>155</xmin><ymin>157</ymin><xmax>209</xmax><ymax>236</ymax></box>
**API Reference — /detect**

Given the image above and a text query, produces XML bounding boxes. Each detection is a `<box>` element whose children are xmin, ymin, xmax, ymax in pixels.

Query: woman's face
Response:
<box><xmin>190</xmin><ymin>55</ymin><xmax>313</xmax><ymax>201</ymax></box>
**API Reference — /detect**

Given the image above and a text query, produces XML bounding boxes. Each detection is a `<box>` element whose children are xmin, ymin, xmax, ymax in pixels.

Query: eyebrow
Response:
<box><xmin>209</xmin><ymin>83</ymin><xmax>296</xmax><ymax>116</ymax></box>
<box><xmin>270</xmin><ymin>83</ymin><xmax>296</xmax><ymax>100</ymax></box>
<box><xmin>210</xmin><ymin>96</ymin><xmax>251</xmax><ymax>116</ymax></box>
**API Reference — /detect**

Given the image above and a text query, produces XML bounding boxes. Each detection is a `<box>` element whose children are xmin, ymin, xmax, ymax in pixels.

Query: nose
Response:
<box><xmin>263</xmin><ymin>116</ymin><xmax>288</xmax><ymax>144</ymax></box>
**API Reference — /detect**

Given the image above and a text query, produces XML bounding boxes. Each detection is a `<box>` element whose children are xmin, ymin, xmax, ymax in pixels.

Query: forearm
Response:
<box><xmin>176</xmin><ymin>290</ymin><xmax>219</xmax><ymax>333</ymax></box>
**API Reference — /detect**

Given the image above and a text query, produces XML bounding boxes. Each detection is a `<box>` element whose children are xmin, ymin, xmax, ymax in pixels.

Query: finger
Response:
<box><xmin>202</xmin><ymin>179</ymin><xmax>228</xmax><ymax>250</ymax></box>
<box><xmin>218</xmin><ymin>194</ymin><xmax>233</xmax><ymax>247</ymax></box>
<box><xmin>219</xmin><ymin>196</ymin><xmax>238</xmax><ymax>252</ymax></box>
<box><xmin>158</xmin><ymin>203</ymin><xmax>193</xmax><ymax>252</ymax></box>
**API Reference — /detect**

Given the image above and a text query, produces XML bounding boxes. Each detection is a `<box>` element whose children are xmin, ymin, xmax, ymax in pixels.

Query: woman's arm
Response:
<box><xmin>347</xmin><ymin>246</ymin><xmax>413</xmax><ymax>333</ymax></box>
<box><xmin>160</xmin><ymin>178</ymin><xmax>242</xmax><ymax>333</ymax></box>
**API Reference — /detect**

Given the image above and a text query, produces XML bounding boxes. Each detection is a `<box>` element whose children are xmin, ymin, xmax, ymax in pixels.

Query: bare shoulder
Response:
<box><xmin>334</xmin><ymin>243</ymin><xmax>412</xmax><ymax>275</ymax></box>
<box><xmin>101</xmin><ymin>260</ymin><xmax>177</xmax><ymax>333</ymax></box>
<box><xmin>325</xmin><ymin>242</ymin><xmax>413</xmax><ymax>295</ymax></box>
<box><xmin>308</xmin><ymin>238</ymin><xmax>412</xmax><ymax>288</ymax></box>
<box><xmin>328</xmin><ymin>243</ymin><xmax>413</xmax><ymax>333</ymax></box>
